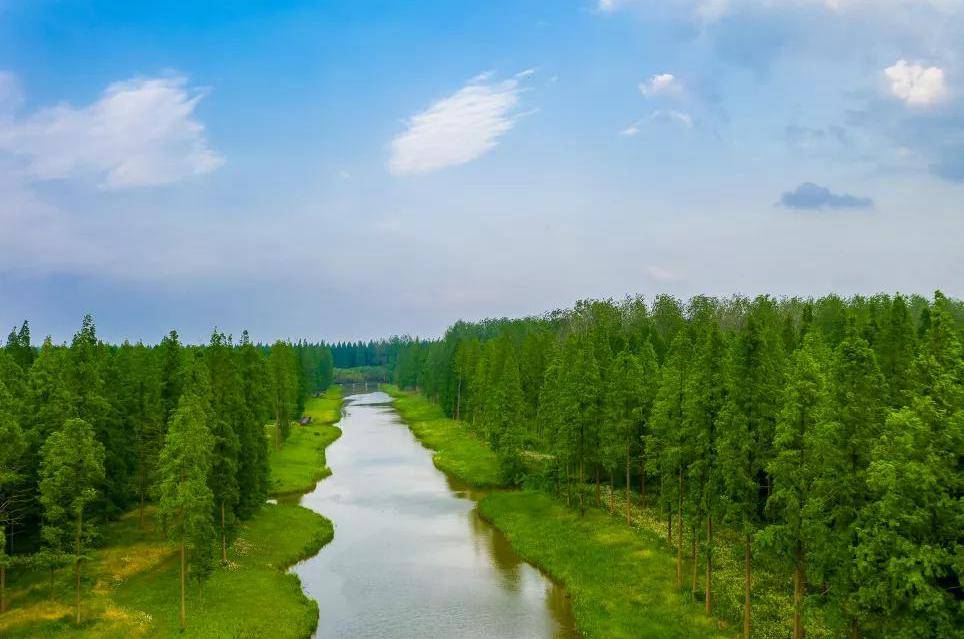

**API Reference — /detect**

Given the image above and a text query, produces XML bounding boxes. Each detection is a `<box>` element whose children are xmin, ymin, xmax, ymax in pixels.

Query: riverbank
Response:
<box><xmin>385</xmin><ymin>386</ymin><xmax>734</xmax><ymax>639</ymax></box>
<box><xmin>0</xmin><ymin>387</ymin><xmax>343</xmax><ymax>638</ymax></box>
<box><xmin>386</xmin><ymin>385</ymin><xmax>504</xmax><ymax>488</ymax></box>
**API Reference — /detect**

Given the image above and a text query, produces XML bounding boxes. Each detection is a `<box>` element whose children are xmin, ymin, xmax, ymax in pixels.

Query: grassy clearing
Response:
<box><xmin>478</xmin><ymin>491</ymin><xmax>733</xmax><ymax>639</ymax></box>
<box><xmin>269</xmin><ymin>387</ymin><xmax>344</xmax><ymax>496</ymax></box>
<box><xmin>2</xmin><ymin>386</ymin><xmax>344</xmax><ymax>638</ymax></box>
<box><xmin>383</xmin><ymin>385</ymin><xmax>504</xmax><ymax>488</ymax></box>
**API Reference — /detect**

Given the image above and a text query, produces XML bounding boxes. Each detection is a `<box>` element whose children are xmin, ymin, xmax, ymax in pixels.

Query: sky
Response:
<box><xmin>0</xmin><ymin>0</ymin><xmax>962</xmax><ymax>344</ymax></box>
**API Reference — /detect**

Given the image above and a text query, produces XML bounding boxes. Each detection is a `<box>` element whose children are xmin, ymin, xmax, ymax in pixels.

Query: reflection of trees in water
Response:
<box><xmin>545</xmin><ymin>583</ymin><xmax>579</xmax><ymax>638</ymax></box>
<box><xmin>469</xmin><ymin>508</ymin><xmax>523</xmax><ymax>589</ymax></box>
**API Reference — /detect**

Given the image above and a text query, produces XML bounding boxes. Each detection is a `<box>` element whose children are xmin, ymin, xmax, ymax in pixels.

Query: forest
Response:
<box><xmin>0</xmin><ymin>317</ymin><xmax>335</xmax><ymax>631</ymax></box>
<box><xmin>1</xmin><ymin>291</ymin><xmax>961</xmax><ymax>638</ymax></box>
<box><xmin>377</xmin><ymin>292</ymin><xmax>962</xmax><ymax>639</ymax></box>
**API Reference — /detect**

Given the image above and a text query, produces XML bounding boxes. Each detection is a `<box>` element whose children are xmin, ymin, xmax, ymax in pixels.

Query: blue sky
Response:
<box><xmin>1</xmin><ymin>0</ymin><xmax>962</xmax><ymax>343</ymax></box>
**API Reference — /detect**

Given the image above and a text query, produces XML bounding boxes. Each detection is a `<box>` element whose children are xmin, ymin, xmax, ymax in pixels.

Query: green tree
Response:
<box><xmin>760</xmin><ymin>336</ymin><xmax>834</xmax><ymax>639</ymax></box>
<box><xmin>38</xmin><ymin>418</ymin><xmax>105</xmax><ymax>626</ymax></box>
<box><xmin>0</xmin><ymin>378</ymin><xmax>26</xmax><ymax>613</ymax></box>
<box><xmin>236</xmin><ymin>331</ymin><xmax>270</xmax><ymax>518</ymax></box>
<box><xmin>155</xmin><ymin>393</ymin><xmax>215</xmax><ymax>631</ymax></box>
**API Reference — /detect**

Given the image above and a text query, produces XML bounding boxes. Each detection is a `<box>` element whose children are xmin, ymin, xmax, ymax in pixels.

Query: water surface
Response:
<box><xmin>292</xmin><ymin>391</ymin><xmax>577</xmax><ymax>638</ymax></box>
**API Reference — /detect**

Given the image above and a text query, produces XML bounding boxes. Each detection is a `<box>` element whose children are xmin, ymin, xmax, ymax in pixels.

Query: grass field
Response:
<box><xmin>479</xmin><ymin>491</ymin><xmax>733</xmax><ymax>639</ymax></box>
<box><xmin>384</xmin><ymin>385</ymin><xmax>505</xmax><ymax>488</ymax></box>
<box><xmin>1</xmin><ymin>386</ymin><xmax>344</xmax><ymax>638</ymax></box>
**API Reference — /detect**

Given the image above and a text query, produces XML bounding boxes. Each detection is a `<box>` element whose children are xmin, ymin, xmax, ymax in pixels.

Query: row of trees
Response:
<box><xmin>0</xmin><ymin>318</ymin><xmax>333</xmax><ymax>628</ymax></box>
<box><xmin>392</xmin><ymin>293</ymin><xmax>963</xmax><ymax>639</ymax></box>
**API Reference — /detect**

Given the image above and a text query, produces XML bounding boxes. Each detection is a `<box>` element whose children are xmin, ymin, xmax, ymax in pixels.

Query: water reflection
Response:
<box><xmin>292</xmin><ymin>392</ymin><xmax>578</xmax><ymax>639</ymax></box>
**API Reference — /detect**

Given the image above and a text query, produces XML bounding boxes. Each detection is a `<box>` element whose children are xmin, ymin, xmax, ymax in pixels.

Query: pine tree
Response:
<box><xmin>0</xmin><ymin>378</ymin><xmax>26</xmax><ymax>613</ymax></box>
<box><xmin>761</xmin><ymin>336</ymin><xmax>834</xmax><ymax>639</ymax></box>
<box><xmin>684</xmin><ymin>322</ymin><xmax>727</xmax><ymax>613</ymax></box>
<box><xmin>650</xmin><ymin>332</ymin><xmax>693</xmax><ymax>587</ymax></box>
<box><xmin>155</xmin><ymin>392</ymin><xmax>215</xmax><ymax>631</ymax></box>
<box><xmin>38</xmin><ymin>418</ymin><xmax>105</xmax><ymax>626</ymax></box>
<box><xmin>236</xmin><ymin>331</ymin><xmax>270</xmax><ymax>518</ymax></box>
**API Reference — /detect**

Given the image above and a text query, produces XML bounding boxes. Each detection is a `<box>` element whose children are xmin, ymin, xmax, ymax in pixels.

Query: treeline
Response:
<box><xmin>0</xmin><ymin>317</ymin><xmax>334</xmax><ymax>628</ymax></box>
<box><xmin>392</xmin><ymin>293</ymin><xmax>963</xmax><ymax>639</ymax></box>
<box><xmin>327</xmin><ymin>338</ymin><xmax>408</xmax><ymax>370</ymax></box>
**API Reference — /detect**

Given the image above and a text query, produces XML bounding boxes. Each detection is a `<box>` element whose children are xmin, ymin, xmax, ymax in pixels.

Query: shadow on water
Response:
<box><xmin>290</xmin><ymin>391</ymin><xmax>578</xmax><ymax>639</ymax></box>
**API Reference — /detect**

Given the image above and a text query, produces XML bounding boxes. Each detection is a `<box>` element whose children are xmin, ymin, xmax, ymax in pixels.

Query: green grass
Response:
<box><xmin>268</xmin><ymin>387</ymin><xmax>344</xmax><ymax>496</ymax></box>
<box><xmin>384</xmin><ymin>385</ymin><xmax>505</xmax><ymax>488</ymax></box>
<box><xmin>478</xmin><ymin>491</ymin><xmax>734</xmax><ymax>639</ymax></box>
<box><xmin>1</xmin><ymin>386</ymin><xmax>344</xmax><ymax>638</ymax></box>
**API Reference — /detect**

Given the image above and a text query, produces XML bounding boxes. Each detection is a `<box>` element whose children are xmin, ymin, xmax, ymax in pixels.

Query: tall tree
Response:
<box><xmin>0</xmin><ymin>378</ymin><xmax>26</xmax><ymax>613</ymax></box>
<box><xmin>155</xmin><ymin>392</ymin><xmax>215</xmax><ymax>631</ymax></box>
<box><xmin>761</xmin><ymin>336</ymin><xmax>834</xmax><ymax>639</ymax></box>
<box><xmin>38</xmin><ymin>418</ymin><xmax>105</xmax><ymax>626</ymax></box>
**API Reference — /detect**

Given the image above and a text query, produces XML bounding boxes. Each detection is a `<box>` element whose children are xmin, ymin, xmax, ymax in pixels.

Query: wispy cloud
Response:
<box><xmin>639</xmin><ymin>73</ymin><xmax>682</xmax><ymax>98</ymax></box>
<box><xmin>779</xmin><ymin>182</ymin><xmax>873</xmax><ymax>210</ymax></box>
<box><xmin>0</xmin><ymin>73</ymin><xmax>223</xmax><ymax>189</ymax></box>
<box><xmin>388</xmin><ymin>72</ymin><xmax>529</xmax><ymax>176</ymax></box>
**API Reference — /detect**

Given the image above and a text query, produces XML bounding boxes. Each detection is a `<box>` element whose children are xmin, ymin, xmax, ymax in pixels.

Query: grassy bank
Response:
<box><xmin>383</xmin><ymin>385</ymin><xmax>504</xmax><ymax>488</ymax></box>
<box><xmin>1</xmin><ymin>387</ymin><xmax>344</xmax><ymax>638</ymax></box>
<box><xmin>479</xmin><ymin>491</ymin><xmax>731</xmax><ymax>639</ymax></box>
<box><xmin>269</xmin><ymin>387</ymin><xmax>344</xmax><ymax>496</ymax></box>
<box><xmin>387</xmin><ymin>386</ymin><xmax>736</xmax><ymax>639</ymax></box>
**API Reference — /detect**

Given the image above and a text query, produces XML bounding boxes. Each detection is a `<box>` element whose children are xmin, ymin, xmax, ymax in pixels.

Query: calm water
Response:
<box><xmin>292</xmin><ymin>391</ymin><xmax>578</xmax><ymax>639</ymax></box>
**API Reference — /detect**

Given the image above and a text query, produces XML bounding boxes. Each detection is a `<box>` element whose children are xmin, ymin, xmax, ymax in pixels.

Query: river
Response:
<box><xmin>291</xmin><ymin>391</ymin><xmax>578</xmax><ymax>638</ymax></box>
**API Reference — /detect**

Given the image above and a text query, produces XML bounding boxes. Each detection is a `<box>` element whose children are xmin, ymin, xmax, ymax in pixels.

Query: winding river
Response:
<box><xmin>291</xmin><ymin>391</ymin><xmax>577</xmax><ymax>638</ymax></box>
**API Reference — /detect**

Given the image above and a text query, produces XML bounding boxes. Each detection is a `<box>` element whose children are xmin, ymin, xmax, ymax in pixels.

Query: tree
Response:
<box><xmin>717</xmin><ymin>302</ymin><xmax>785</xmax><ymax>639</ymax></box>
<box><xmin>204</xmin><ymin>331</ymin><xmax>243</xmax><ymax>560</ymax></box>
<box><xmin>825</xmin><ymin>320</ymin><xmax>886</xmax><ymax>636</ymax></box>
<box><xmin>602</xmin><ymin>351</ymin><xmax>645</xmax><ymax>525</ymax></box>
<box><xmin>155</xmin><ymin>392</ymin><xmax>215</xmax><ymax>631</ymax></box>
<box><xmin>236</xmin><ymin>331</ymin><xmax>270</xmax><ymax>518</ymax></box>
<box><xmin>684</xmin><ymin>321</ymin><xmax>727</xmax><ymax>613</ymax></box>
<box><xmin>0</xmin><ymin>378</ymin><xmax>26</xmax><ymax>613</ymax></box>
<box><xmin>650</xmin><ymin>332</ymin><xmax>693</xmax><ymax>588</ymax></box>
<box><xmin>38</xmin><ymin>418</ymin><xmax>105</xmax><ymax>626</ymax></box>
<box><xmin>268</xmin><ymin>341</ymin><xmax>297</xmax><ymax>449</ymax></box>
<box><xmin>760</xmin><ymin>336</ymin><xmax>834</xmax><ymax>639</ymax></box>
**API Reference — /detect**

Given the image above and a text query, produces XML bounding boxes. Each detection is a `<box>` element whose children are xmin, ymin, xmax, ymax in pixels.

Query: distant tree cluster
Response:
<box><xmin>393</xmin><ymin>293</ymin><xmax>964</xmax><ymax>639</ymax></box>
<box><xmin>0</xmin><ymin>319</ymin><xmax>333</xmax><ymax>628</ymax></box>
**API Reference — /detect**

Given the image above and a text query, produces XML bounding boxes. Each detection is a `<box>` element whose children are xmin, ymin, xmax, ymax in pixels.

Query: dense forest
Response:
<box><xmin>377</xmin><ymin>292</ymin><xmax>962</xmax><ymax>639</ymax></box>
<box><xmin>0</xmin><ymin>318</ymin><xmax>334</xmax><ymax>628</ymax></box>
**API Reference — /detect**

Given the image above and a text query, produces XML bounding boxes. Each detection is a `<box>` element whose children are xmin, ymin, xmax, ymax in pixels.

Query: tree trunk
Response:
<box><xmin>793</xmin><ymin>550</ymin><xmax>805</xmax><ymax>639</ymax></box>
<box><xmin>75</xmin><ymin>508</ymin><xmax>82</xmax><ymax>626</ymax></box>
<box><xmin>639</xmin><ymin>454</ymin><xmax>646</xmax><ymax>509</ymax></box>
<box><xmin>668</xmin><ymin>509</ymin><xmax>673</xmax><ymax>544</ymax></box>
<box><xmin>676</xmin><ymin>468</ymin><xmax>684</xmax><ymax>589</ymax></box>
<box><xmin>221</xmin><ymin>502</ymin><xmax>227</xmax><ymax>563</ymax></box>
<box><xmin>1</xmin><ymin>564</ymin><xmax>6</xmax><ymax>613</ymax></box>
<box><xmin>743</xmin><ymin>536</ymin><xmax>752</xmax><ymax>639</ymax></box>
<box><xmin>179</xmin><ymin>539</ymin><xmax>186</xmax><ymax>631</ymax></box>
<box><xmin>705</xmin><ymin>513</ymin><xmax>713</xmax><ymax>616</ymax></box>
<box><xmin>626</xmin><ymin>445</ymin><xmax>632</xmax><ymax>526</ymax></box>
<box><xmin>595</xmin><ymin>466</ymin><xmax>601</xmax><ymax>507</ymax></box>
<box><xmin>850</xmin><ymin>617</ymin><xmax>859</xmax><ymax>639</ymax></box>
<box><xmin>691</xmin><ymin>521</ymin><xmax>699</xmax><ymax>596</ymax></box>
<box><xmin>609</xmin><ymin>470</ymin><xmax>615</xmax><ymax>512</ymax></box>
<box><xmin>578</xmin><ymin>460</ymin><xmax>585</xmax><ymax>516</ymax></box>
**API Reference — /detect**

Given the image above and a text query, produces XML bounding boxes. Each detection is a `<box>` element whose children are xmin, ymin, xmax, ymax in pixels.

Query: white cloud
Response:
<box><xmin>388</xmin><ymin>73</ymin><xmax>528</xmax><ymax>176</ymax></box>
<box><xmin>645</xmin><ymin>265</ymin><xmax>686</xmax><ymax>283</ymax></box>
<box><xmin>639</xmin><ymin>73</ymin><xmax>682</xmax><ymax>97</ymax></box>
<box><xmin>0</xmin><ymin>73</ymin><xmax>223</xmax><ymax>189</ymax></box>
<box><xmin>620</xmin><ymin>121</ymin><xmax>642</xmax><ymax>136</ymax></box>
<box><xmin>884</xmin><ymin>59</ymin><xmax>948</xmax><ymax>106</ymax></box>
<box><xmin>651</xmin><ymin>109</ymin><xmax>694</xmax><ymax>128</ymax></box>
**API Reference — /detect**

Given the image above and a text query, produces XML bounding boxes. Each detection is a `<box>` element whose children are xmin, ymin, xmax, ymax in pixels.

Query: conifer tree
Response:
<box><xmin>156</xmin><ymin>391</ymin><xmax>215</xmax><ymax>631</ymax></box>
<box><xmin>0</xmin><ymin>378</ymin><xmax>26</xmax><ymax>613</ymax></box>
<box><xmin>650</xmin><ymin>332</ymin><xmax>693</xmax><ymax>587</ymax></box>
<box><xmin>237</xmin><ymin>331</ymin><xmax>270</xmax><ymax>518</ymax></box>
<box><xmin>761</xmin><ymin>336</ymin><xmax>834</xmax><ymax>639</ymax></box>
<box><xmin>38</xmin><ymin>418</ymin><xmax>105</xmax><ymax>626</ymax></box>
